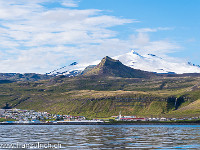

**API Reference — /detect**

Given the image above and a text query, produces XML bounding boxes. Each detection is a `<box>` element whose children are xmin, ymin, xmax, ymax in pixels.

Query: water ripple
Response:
<box><xmin>0</xmin><ymin>125</ymin><xmax>199</xmax><ymax>149</ymax></box>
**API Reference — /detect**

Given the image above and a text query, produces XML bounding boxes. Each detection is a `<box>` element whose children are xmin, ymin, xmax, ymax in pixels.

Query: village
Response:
<box><xmin>0</xmin><ymin>109</ymin><xmax>199</xmax><ymax>124</ymax></box>
<box><xmin>0</xmin><ymin>109</ymin><xmax>86</xmax><ymax>123</ymax></box>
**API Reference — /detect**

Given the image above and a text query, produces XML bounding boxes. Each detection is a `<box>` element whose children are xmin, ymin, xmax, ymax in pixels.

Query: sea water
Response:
<box><xmin>0</xmin><ymin>125</ymin><xmax>199</xmax><ymax>149</ymax></box>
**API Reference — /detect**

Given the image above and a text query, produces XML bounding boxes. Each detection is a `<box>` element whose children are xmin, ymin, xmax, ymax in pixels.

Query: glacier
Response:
<box><xmin>114</xmin><ymin>50</ymin><xmax>200</xmax><ymax>74</ymax></box>
<box><xmin>47</xmin><ymin>50</ymin><xmax>200</xmax><ymax>76</ymax></box>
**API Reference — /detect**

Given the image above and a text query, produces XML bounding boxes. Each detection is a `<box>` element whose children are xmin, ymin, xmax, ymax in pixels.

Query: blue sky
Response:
<box><xmin>0</xmin><ymin>0</ymin><xmax>199</xmax><ymax>73</ymax></box>
<box><xmin>79</xmin><ymin>0</ymin><xmax>200</xmax><ymax>59</ymax></box>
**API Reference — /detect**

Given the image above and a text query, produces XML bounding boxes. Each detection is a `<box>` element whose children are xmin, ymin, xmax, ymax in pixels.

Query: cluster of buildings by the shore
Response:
<box><xmin>0</xmin><ymin>109</ymin><xmax>199</xmax><ymax>124</ymax></box>
<box><xmin>112</xmin><ymin>112</ymin><xmax>200</xmax><ymax>122</ymax></box>
<box><xmin>113</xmin><ymin>115</ymin><xmax>200</xmax><ymax>122</ymax></box>
<box><xmin>0</xmin><ymin>109</ymin><xmax>87</xmax><ymax>123</ymax></box>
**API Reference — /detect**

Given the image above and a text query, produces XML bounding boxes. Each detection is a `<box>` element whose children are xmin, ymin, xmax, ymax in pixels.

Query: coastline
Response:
<box><xmin>1</xmin><ymin>122</ymin><xmax>200</xmax><ymax>125</ymax></box>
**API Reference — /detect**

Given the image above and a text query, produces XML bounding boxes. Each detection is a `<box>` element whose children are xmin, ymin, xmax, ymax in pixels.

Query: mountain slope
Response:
<box><xmin>46</xmin><ymin>50</ymin><xmax>200</xmax><ymax>77</ymax></box>
<box><xmin>167</xmin><ymin>99</ymin><xmax>200</xmax><ymax>117</ymax></box>
<box><xmin>83</xmin><ymin>56</ymin><xmax>155</xmax><ymax>78</ymax></box>
<box><xmin>46</xmin><ymin>62</ymin><xmax>85</xmax><ymax>77</ymax></box>
<box><xmin>114</xmin><ymin>50</ymin><xmax>200</xmax><ymax>74</ymax></box>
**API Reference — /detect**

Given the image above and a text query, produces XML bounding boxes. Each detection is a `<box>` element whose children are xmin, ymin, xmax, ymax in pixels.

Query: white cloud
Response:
<box><xmin>62</xmin><ymin>0</ymin><xmax>80</xmax><ymax>7</ymax></box>
<box><xmin>129</xmin><ymin>32</ymin><xmax>180</xmax><ymax>56</ymax></box>
<box><xmin>0</xmin><ymin>0</ymin><xmax>180</xmax><ymax>73</ymax></box>
<box><xmin>136</xmin><ymin>27</ymin><xmax>173</xmax><ymax>33</ymax></box>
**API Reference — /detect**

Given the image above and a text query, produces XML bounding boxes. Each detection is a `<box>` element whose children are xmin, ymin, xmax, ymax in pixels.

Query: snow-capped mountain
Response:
<box><xmin>46</xmin><ymin>60</ymin><xmax>99</xmax><ymax>77</ymax></box>
<box><xmin>46</xmin><ymin>62</ymin><xmax>84</xmax><ymax>77</ymax></box>
<box><xmin>113</xmin><ymin>50</ymin><xmax>200</xmax><ymax>74</ymax></box>
<box><xmin>48</xmin><ymin>50</ymin><xmax>200</xmax><ymax>76</ymax></box>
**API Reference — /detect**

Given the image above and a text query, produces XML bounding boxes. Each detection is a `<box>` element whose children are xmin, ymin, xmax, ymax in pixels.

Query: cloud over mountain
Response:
<box><xmin>0</xmin><ymin>0</ymin><xmax>180</xmax><ymax>73</ymax></box>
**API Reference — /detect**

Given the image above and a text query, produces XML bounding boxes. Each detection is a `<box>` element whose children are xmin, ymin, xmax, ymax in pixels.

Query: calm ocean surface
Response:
<box><xmin>0</xmin><ymin>125</ymin><xmax>199</xmax><ymax>149</ymax></box>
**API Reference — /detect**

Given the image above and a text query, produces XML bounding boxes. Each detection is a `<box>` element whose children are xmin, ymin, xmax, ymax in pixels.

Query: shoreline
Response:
<box><xmin>1</xmin><ymin>122</ymin><xmax>200</xmax><ymax>125</ymax></box>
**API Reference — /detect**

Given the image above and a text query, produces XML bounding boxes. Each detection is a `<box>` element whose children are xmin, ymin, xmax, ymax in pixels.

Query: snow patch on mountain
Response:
<box><xmin>47</xmin><ymin>50</ymin><xmax>200</xmax><ymax>76</ymax></box>
<box><xmin>47</xmin><ymin>61</ymin><xmax>100</xmax><ymax>77</ymax></box>
<box><xmin>113</xmin><ymin>50</ymin><xmax>200</xmax><ymax>74</ymax></box>
<box><xmin>47</xmin><ymin>62</ymin><xmax>83</xmax><ymax>76</ymax></box>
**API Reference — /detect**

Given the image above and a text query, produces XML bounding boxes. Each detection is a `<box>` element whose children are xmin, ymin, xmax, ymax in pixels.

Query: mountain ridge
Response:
<box><xmin>114</xmin><ymin>50</ymin><xmax>200</xmax><ymax>74</ymax></box>
<box><xmin>83</xmin><ymin>56</ymin><xmax>155</xmax><ymax>78</ymax></box>
<box><xmin>46</xmin><ymin>50</ymin><xmax>200</xmax><ymax>77</ymax></box>
<box><xmin>0</xmin><ymin>73</ymin><xmax>53</xmax><ymax>82</ymax></box>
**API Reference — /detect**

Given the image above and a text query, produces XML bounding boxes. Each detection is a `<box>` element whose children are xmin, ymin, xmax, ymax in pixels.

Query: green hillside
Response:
<box><xmin>1</xmin><ymin>75</ymin><xmax>200</xmax><ymax>118</ymax></box>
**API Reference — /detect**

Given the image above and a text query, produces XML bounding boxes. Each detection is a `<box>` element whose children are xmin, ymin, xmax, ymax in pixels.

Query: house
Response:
<box><xmin>120</xmin><ymin>117</ymin><xmax>146</xmax><ymax>121</ymax></box>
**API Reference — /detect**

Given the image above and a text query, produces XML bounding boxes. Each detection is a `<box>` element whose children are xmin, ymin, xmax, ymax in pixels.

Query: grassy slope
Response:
<box><xmin>0</xmin><ymin>76</ymin><xmax>200</xmax><ymax>118</ymax></box>
<box><xmin>167</xmin><ymin>99</ymin><xmax>200</xmax><ymax>118</ymax></box>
